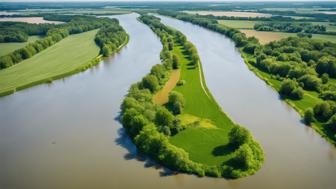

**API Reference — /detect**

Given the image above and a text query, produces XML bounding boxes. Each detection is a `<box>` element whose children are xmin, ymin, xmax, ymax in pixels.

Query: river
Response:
<box><xmin>0</xmin><ymin>13</ymin><xmax>335</xmax><ymax>189</ymax></box>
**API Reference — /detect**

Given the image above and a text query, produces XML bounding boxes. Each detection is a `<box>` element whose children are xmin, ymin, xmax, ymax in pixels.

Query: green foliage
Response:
<box><xmin>168</xmin><ymin>91</ymin><xmax>185</xmax><ymax>115</ymax></box>
<box><xmin>229</xmin><ymin>126</ymin><xmax>251</xmax><ymax>148</ymax></box>
<box><xmin>313</xmin><ymin>101</ymin><xmax>335</xmax><ymax>121</ymax></box>
<box><xmin>254</xmin><ymin>22</ymin><xmax>327</xmax><ymax>34</ymax></box>
<box><xmin>142</xmin><ymin>74</ymin><xmax>160</xmax><ymax>92</ymax></box>
<box><xmin>279</xmin><ymin>79</ymin><xmax>304</xmax><ymax>100</ymax></box>
<box><xmin>172</xmin><ymin>54</ymin><xmax>180</xmax><ymax>69</ymax></box>
<box><xmin>304</xmin><ymin>108</ymin><xmax>314</xmax><ymax>125</ymax></box>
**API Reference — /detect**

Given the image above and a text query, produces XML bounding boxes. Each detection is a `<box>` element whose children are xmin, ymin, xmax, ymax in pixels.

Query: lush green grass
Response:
<box><xmin>218</xmin><ymin>20</ymin><xmax>261</xmax><ymax>29</ymax></box>
<box><xmin>240</xmin><ymin>29</ymin><xmax>336</xmax><ymax>44</ymax></box>
<box><xmin>0</xmin><ymin>36</ymin><xmax>42</xmax><ymax>56</ymax></box>
<box><xmin>169</xmin><ymin>40</ymin><xmax>236</xmax><ymax>166</ymax></box>
<box><xmin>0</xmin><ymin>30</ymin><xmax>100</xmax><ymax>95</ymax></box>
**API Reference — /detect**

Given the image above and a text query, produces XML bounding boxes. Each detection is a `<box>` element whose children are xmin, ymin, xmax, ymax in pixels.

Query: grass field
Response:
<box><xmin>185</xmin><ymin>11</ymin><xmax>272</xmax><ymax>18</ymax></box>
<box><xmin>219</xmin><ymin>20</ymin><xmax>336</xmax><ymax>32</ymax></box>
<box><xmin>0</xmin><ymin>30</ymin><xmax>100</xmax><ymax>95</ymax></box>
<box><xmin>240</xmin><ymin>29</ymin><xmax>336</xmax><ymax>44</ymax></box>
<box><xmin>166</xmin><ymin>39</ymin><xmax>238</xmax><ymax>166</ymax></box>
<box><xmin>0</xmin><ymin>36</ymin><xmax>42</xmax><ymax>56</ymax></box>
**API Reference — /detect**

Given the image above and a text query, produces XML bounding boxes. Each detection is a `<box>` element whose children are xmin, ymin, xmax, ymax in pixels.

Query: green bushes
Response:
<box><xmin>168</xmin><ymin>91</ymin><xmax>185</xmax><ymax>115</ymax></box>
<box><xmin>279</xmin><ymin>79</ymin><xmax>304</xmax><ymax>100</ymax></box>
<box><xmin>94</xmin><ymin>22</ymin><xmax>128</xmax><ymax>57</ymax></box>
<box><xmin>304</xmin><ymin>108</ymin><xmax>314</xmax><ymax>125</ymax></box>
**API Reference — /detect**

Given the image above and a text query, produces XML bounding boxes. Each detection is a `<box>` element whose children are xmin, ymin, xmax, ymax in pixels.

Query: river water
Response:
<box><xmin>0</xmin><ymin>13</ymin><xmax>335</xmax><ymax>189</ymax></box>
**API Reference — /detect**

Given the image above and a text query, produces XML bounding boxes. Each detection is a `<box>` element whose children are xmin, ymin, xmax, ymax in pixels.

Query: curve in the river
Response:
<box><xmin>158</xmin><ymin>15</ymin><xmax>336</xmax><ymax>189</ymax></box>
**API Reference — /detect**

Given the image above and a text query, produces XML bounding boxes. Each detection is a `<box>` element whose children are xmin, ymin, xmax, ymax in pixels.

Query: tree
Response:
<box><xmin>230</xmin><ymin>144</ymin><xmax>253</xmax><ymax>169</ymax></box>
<box><xmin>313</xmin><ymin>102</ymin><xmax>333</xmax><ymax>121</ymax></box>
<box><xmin>172</xmin><ymin>54</ymin><xmax>180</xmax><ymax>69</ymax></box>
<box><xmin>142</xmin><ymin>74</ymin><xmax>159</xmax><ymax>92</ymax></box>
<box><xmin>304</xmin><ymin>108</ymin><xmax>314</xmax><ymax>125</ymax></box>
<box><xmin>168</xmin><ymin>91</ymin><xmax>185</xmax><ymax>114</ymax></box>
<box><xmin>279</xmin><ymin>79</ymin><xmax>303</xmax><ymax>100</ymax></box>
<box><xmin>327</xmin><ymin>115</ymin><xmax>336</xmax><ymax>133</ymax></box>
<box><xmin>229</xmin><ymin>126</ymin><xmax>251</xmax><ymax>148</ymax></box>
<box><xmin>155</xmin><ymin>107</ymin><xmax>174</xmax><ymax>127</ymax></box>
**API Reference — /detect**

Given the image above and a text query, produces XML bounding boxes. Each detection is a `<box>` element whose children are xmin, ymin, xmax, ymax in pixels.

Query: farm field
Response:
<box><xmin>0</xmin><ymin>29</ymin><xmax>100</xmax><ymax>95</ymax></box>
<box><xmin>240</xmin><ymin>29</ymin><xmax>336</xmax><ymax>44</ymax></box>
<box><xmin>219</xmin><ymin>20</ymin><xmax>336</xmax><ymax>32</ymax></box>
<box><xmin>0</xmin><ymin>35</ymin><xmax>42</xmax><ymax>56</ymax></box>
<box><xmin>0</xmin><ymin>17</ymin><xmax>64</xmax><ymax>24</ymax></box>
<box><xmin>184</xmin><ymin>11</ymin><xmax>272</xmax><ymax>18</ymax></box>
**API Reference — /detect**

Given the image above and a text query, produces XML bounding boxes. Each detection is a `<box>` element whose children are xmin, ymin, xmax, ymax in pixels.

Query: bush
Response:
<box><xmin>313</xmin><ymin>102</ymin><xmax>334</xmax><ymax>121</ymax></box>
<box><xmin>172</xmin><ymin>54</ymin><xmax>180</xmax><ymax>69</ymax></box>
<box><xmin>279</xmin><ymin>79</ymin><xmax>303</xmax><ymax>100</ymax></box>
<box><xmin>142</xmin><ymin>74</ymin><xmax>159</xmax><ymax>92</ymax></box>
<box><xmin>229</xmin><ymin>126</ymin><xmax>251</xmax><ymax>148</ymax></box>
<box><xmin>304</xmin><ymin>108</ymin><xmax>314</xmax><ymax>125</ymax></box>
<box><xmin>168</xmin><ymin>91</ymin><xmax>185</xmax><ymax>115</ymax></box>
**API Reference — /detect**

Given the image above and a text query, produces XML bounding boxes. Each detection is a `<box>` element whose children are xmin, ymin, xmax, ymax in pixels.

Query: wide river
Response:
<box><xmin>1</xmin><ymin>13</ymin><xmax>335</xmax><ymax>189</ymax></box>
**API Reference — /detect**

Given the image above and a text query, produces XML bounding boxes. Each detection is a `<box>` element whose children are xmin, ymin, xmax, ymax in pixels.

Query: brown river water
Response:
<box><xmin>0</xmin><ymin>13</ymin><xmax>335</xmax><ymax>189</ymax></box>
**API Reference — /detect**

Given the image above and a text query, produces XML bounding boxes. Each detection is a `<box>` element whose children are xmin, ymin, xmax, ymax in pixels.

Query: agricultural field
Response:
<box><xmin>0</xmin><ymin>30</ymin><xmax>100</xmax><ymax>95</ymax></box>
<box><xmin>0</xmin><ymin>17</ymin><xmax>64</xmax><ymax>24</ymax></box>
<box><xmin>240</xmin><ymin>30</ymin><xmax>336</xmax><ymax>44</ymax></box>
<box><xmin>0</xmin><ymin>35</ymin><xmax>42</xmax><ymax>56</ymax></box>
<box><xmin>184</xmin><ymin>11</ymin><xmax>272</xmax><ymax>18</ymax></box>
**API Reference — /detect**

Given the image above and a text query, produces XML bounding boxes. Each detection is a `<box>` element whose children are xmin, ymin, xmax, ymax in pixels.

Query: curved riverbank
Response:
<box><xmin>158</xmin><ymin>14</ymin><xmax>336</xmax><ymax>189</ymax></box>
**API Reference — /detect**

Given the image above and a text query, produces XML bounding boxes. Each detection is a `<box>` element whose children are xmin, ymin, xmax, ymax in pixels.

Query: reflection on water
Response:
<box><xmin>0</xmin><ymin>13</ymin><xmax>335</xmax><ymax>189</ymax></box>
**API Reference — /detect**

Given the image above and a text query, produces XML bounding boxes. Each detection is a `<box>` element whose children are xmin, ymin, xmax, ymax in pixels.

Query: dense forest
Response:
<box><xmin>0</xmin><ymin>15</ymin><xmax>127</xmax><ymax>69</ymax></box>
<box><xmin>158</xmin><ymin>10</ymin><xmax>336</xmax><ymax>144</ymax></box>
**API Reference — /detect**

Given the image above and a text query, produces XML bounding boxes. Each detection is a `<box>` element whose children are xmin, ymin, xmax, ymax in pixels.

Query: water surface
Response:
<box><xmin>1</xmin><ymin>13</ymin><xmax>336</xmax><ymax>189</ymax></box>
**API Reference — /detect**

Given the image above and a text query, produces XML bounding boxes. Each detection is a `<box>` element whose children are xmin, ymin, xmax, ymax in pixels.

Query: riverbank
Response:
<box><xmin>0</xmin><ymin>30</ymin><xmax>129</xmax><ymax>97</ymax></box>
<box><xmin>157</xmin><ymin>10</ymin><xmax>336</xmax><ymax>147</ymax></box>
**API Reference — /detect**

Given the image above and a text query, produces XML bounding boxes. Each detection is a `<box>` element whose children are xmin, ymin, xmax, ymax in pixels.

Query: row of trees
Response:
<box><xmin>0</xmin><ymin>21</ymin><xmax>56</xmax><ymax>42</ymax></box>
<box><xmin>0</xmin><ymin>15</ymin><xmax>124</xmax><ymax>69</ymax></box>
<box><xmin>254</xmin><ymin>22</ymin><xmax>328</xmax><ymax>34</ymax></box>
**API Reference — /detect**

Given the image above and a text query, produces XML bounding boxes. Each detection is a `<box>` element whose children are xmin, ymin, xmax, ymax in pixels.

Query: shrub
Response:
<box><xmin>279</xmin><ymin>79</ymin><xmax>303</xmax><ymax>100</ymax></box>
<box><xmin>229</xmin><ymin>126</ymin><xmax>251</xmax><ymax>148</ymax></box>
<box><xmin>168</xmin><ymin>91</ymin><xmax>185</xmax><ymax>115</ymax></box>
<box><xmin>304</xmin><ymin>108</ymin><xmax>314</xmax><ymax>125</ymax></box>
<box><xmin>142</xmin><ymin>74</ymin><xmax>159</xmax><ymax>92</ymax></box>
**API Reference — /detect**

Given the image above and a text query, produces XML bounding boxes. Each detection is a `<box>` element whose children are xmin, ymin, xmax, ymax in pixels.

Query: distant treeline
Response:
<box><xmin>254</xmin><ymin>22</ymin><xmax>336</xmax><ymax>35</ymax></box>
<box><xmin>158</xmin><ymin>10</ymin><xmax>336</xmax><ymax>144</ymax></box>
<box><xmin>0</xmin><ymin>15</ymin><xmax>126</xmax><ymax>69</ymax></box>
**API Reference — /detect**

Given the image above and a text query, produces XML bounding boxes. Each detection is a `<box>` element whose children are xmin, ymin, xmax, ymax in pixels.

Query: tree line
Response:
<box><xmin>157</xmin><ymin>10</ymin><xmax>336</xmax><ymax>142</ymax></box>
<box><xmin>254</xmin><ymin>22</ymin><xmax>333</xmax><ymax>35</ymax></box>
<box><xmin>0</xmin><ymin>15</ymin><xmax>126</xmax><ymax>69</ymax></box>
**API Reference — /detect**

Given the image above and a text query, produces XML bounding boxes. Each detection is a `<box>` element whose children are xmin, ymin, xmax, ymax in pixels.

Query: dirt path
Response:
<box><xmin>153</xmin><ymin>69</ymin><xmax>180</xmax><ymax>105</ymax></box>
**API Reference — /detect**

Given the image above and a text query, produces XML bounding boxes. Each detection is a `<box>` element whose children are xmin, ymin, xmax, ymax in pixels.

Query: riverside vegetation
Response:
<box><xmin>121</xmin><ymin>14</ymin><xmax>264</xmax><ymax>179</ymax></box>
<box><xmin>158</xmin><ymin>10</ymin><xmax>336</xmax><ymax>145</ymax></box>
<box><xmin>0</xmin><ymin>14</ymin><xmax>128</xmax><ymax>96</ymax></box>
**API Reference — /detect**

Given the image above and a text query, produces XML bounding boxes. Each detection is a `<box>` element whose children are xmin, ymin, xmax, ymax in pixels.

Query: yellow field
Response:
<box><xmin>184</xmin><ymin>11</ymin><xmax>272</xmax><ymax>18</ymax></box>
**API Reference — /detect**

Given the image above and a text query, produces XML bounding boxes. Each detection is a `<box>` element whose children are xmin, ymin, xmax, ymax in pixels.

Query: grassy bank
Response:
<box><xmin>0</xmin><ymin>30</ymin><xmax>128</xmax><ymax>96</ymax></box>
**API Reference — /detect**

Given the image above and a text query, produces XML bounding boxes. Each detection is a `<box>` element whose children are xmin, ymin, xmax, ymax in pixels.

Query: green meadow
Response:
<box><xmin>169</xmin><ymin>39</ymin><xmax>238</xmax><ymax>165</ymax></box>
<box><xmin>0</xmin><ymin>36</ymin><xmax>42</xmax><ymax>56</ymax></box>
